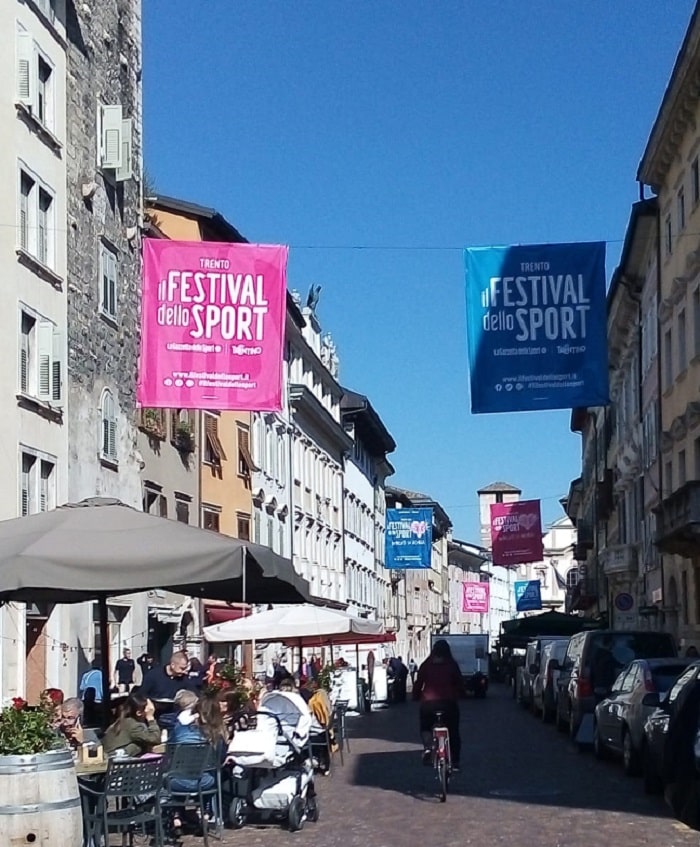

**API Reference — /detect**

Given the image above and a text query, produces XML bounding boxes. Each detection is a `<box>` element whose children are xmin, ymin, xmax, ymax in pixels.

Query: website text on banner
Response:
<box><xmin>464</xmin><ymin>242</ymin><xmax>609</xmax><ymax>414</ymax></box>
<box><xmin>515</xmin><ymin>580</ymin><xmax>543</xmax><ymax>612</ymax></box>
<box><xmin>385</xmin><ymin>508</ymin><xmax>433</xmax><ymax>569</ymax></box>
<box><xmin>462</xmin><ymin>581</ymin><xmax>490</xmax><ymax>614</ymax></box>
<box><xmin>138</xmin><ymin>239</ymin><xmax>288</xmax><ymax>411</ymax></box>
<box><xmin>490</xmin><ymin>499</ymin><xmax>544</xmax><ymax>567</ymax></box>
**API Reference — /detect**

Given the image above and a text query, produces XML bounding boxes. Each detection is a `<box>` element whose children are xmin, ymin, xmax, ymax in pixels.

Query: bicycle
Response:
<box><xmin>431</xmin><ymin>710</ymin><xmax>451</xmax><ymax>802</ymax></box>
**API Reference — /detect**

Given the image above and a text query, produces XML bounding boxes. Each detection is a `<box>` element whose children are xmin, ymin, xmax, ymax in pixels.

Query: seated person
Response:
<box><xmin>102</xmin><ymin>692</ymin><xmax>161</xmax><ymax>758</ymax></box>
<box><xmin>221</xmin><ymin>689</ymin><xmax>256</xmax><ymax>739</ymax></box>
<box><xmin>173</xmin><ymin>689</ymin><xmax>199</xmax><ymax>728</ymax></box>
<box><xmin>165</xmin><ymin>695</ymin><xmax>227</xmax><ymax>832</ymax></box>
<box><xmin>59</xmin><ymin>698</ymin><xmax>100</xmax><ymax>751</ymax></box>
<box><xmin>305</xmin><ymin>681</ymin><xmax>335</xmax><ymax>775</ymax></box>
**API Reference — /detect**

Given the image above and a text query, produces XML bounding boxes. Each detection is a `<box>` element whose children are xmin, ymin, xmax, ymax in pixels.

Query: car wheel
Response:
<box><xmin>568</xmin><ymin>710</ymin><xmax>579</xmax><ymax>742</ymax></box>
<box><xmin>642</xmin><ymin>743</ymin><xmax>663</xmax><ymax>795</ymax></box>
<box><xmin>593</xmin><ymin>721</ymin><xmax>608</xmax><ymax>760</ymax></box>
<box><xmin>556</xmin><ymin>704</ymin><xmax>567</xmax><ymax>733</ymax></box>
<box><xmin>622</xmin><ymin>728</ymin><xmax>641</xmax><ymax>777</ymax></box>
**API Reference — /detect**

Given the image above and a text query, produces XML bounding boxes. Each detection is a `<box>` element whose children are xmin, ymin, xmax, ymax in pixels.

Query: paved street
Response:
<box><xmin>182</xmin><ymin>683</ymin><xmax>700</xmax><ymax>847</ymax></box>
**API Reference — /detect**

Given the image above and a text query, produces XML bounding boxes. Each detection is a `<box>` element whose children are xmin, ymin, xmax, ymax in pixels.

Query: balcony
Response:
<box><xmin>655</xmin><ymin>481</ymin><xmax>700</xmax><ymax>556</ymax></box>
<box><xmin>599</xmin><ymin>544</ymin><xmax>638</xmax><ymax>578</ymax></box>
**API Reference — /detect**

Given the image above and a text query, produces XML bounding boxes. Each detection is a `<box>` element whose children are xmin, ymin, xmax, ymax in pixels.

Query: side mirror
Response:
<box><xmin>529</xmin><ymin>664</ymin><xmax>539</xmax><ymax>675</ymax></box>
<box><xmin>642</xmin><ymin>692</ymin><xmax>660</xmax><ymax>708</ymax></box>
<box><xmin>549</xmin><ymin>659</ymin><xmax>561</xmax><ymax>671</ymax></box>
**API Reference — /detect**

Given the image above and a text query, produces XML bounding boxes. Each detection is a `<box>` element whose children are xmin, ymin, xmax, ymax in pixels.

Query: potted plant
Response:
<box><xmin>0</xmin><ymin>695</ymin><xmax>58</xmax><ymax>756</ymax></box>
<box><xmin>174</xmin><ymin>419</ymin><xmax>194</xmax><ymax>453</ymax></box>
<box><xmin>142</xmin><ymin>408</ymin><xmax>164</xmax><ymax>438</ymax></box>
<box><xmin>0</xmin><ymin>694</ymin><xmax>83</xmax><ymax>842</ymax></box>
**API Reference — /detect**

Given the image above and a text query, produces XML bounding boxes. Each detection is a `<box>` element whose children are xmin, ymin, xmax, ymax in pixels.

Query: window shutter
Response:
<box><xmin>37</xmin><ymin>320</ymin><xmax>53</xmax><ymax>401</ymax></box>
<box><xmin>108</xmin><ymin>418</ymin><xmax>117</xmax><ymax>459</ymax></box>
<box><xmin>108</xmin><ymin>250</ymin><xmax>117</xmax><ymax>317</ymax></box>
<box><xmin>20</xmin><ymin>329</ymin><xmax>29</xmax><ymax>394</ymax></box>
<box><xmin>21</xmin><ymin>465</ymin><xmax>30</xmax><ymax>516</ymax></box>
<box><xmin>51</xmin><ymin>327</ymin><xmax>63</xmax><ymax>404</ymax></box>
<box><xmin>17</xmin><ymin>31</ymin><xmax>34</xmax><ymax>108</ymax></box>
<box><xmin>116</xmin><ymin>118</ymin><xmax>133</xmax><ymax>182</ymax></box>
<box><xmin>100</xmin><ymin>105</ymin><xmax>123</xmax><ymax>169</ymax></box>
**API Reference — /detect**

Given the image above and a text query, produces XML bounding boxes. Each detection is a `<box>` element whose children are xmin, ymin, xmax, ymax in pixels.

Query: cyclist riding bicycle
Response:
<box><xmin>413</xmin><ymin>639</ymin><xmax>462</xmax><ymax>771</ymax></box>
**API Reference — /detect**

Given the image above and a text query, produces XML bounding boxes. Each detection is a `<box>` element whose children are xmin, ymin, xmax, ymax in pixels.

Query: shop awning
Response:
<box><xmin>204</xmin><ymin>604</ymin><xmax>251</xmax><ymax>625</ymax></box>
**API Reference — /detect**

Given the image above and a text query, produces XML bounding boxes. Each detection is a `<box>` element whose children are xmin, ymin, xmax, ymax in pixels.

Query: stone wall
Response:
<box><xmin>65</xmin><ymin>0</ymin><xmax>143</xmax><ymax>506</ymax></box>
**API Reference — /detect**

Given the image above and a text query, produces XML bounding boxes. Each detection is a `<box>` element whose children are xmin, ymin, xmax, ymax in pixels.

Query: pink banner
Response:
<box><xmin>138</xmin><ymin>239</ymin><xmax>288</xmax><ymax>411</ymax></box>
<box><xmin>490</xmin><ymin>499</ymin><xmax>544</xmax><ymax>567</ymax></box>
<box><xmin>462</xmin><ymin>581</ymin><xmax>490</xmax><ymax>613</ymax></box>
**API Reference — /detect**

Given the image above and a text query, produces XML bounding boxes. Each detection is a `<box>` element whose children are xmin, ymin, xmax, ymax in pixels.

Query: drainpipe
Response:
<box><xmin>649</xmin><ymin>182</ymin><xmax>666</xmax><ymax>623</ymax></box>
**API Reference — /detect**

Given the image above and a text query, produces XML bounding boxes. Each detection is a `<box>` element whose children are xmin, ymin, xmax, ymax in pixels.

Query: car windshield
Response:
<box><xmin>589</xmin><ymin>633</ymin><xmax>675</xmax><ymax>691</ymax></box>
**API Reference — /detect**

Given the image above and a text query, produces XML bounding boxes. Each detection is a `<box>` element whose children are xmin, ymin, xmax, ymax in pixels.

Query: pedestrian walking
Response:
<box><xmin>408</xmin><ymin>657</ymin><xmax>418</xmax><ymax>687</ymax></box>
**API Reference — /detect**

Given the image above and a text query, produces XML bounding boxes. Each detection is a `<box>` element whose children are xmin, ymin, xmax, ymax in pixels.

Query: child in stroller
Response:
<box><xmin>225</xmin><ymin>687</ymin><xmax>320</xmax><ymax>832</ymax></box>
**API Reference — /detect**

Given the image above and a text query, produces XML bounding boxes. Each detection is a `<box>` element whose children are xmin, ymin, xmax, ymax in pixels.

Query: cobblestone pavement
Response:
<box><xmin>181</xmin><ymin>683</ymin><xmax>700</xmax><ymax>847</ymax></box>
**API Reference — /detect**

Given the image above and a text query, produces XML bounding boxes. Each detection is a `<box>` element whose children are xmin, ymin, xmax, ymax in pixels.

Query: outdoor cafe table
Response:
<box><xmin>75</xmin><ymin>744</ymin><xmax>166</xmax><ymax>776</ymax></box>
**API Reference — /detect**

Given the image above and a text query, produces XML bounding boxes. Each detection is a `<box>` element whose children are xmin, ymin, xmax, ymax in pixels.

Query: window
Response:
<box><xmin>20</xmin><ymin>449</ymin><xmax>56</xmax><ymax>516</ymax></box>
<box><xmin>695</xmin><ymin>436</ymin><xmax>700</xmax><ymax>480</ymax></box>
<box><xmin>16</xmin><ymin>29</ymin><xmax>54</xmax><ymax>132</ymax></box>
<box><xmin>678</xmin><ymin>309</ymin><xmax>687</xmax><ymax>374</ymax></box>
<box><xmin>693</xmin><ymin>157</ymin><xmax>700</xmax><ymax>207</ymax></box>
<box><xmin>99</xmin><ymin>243</ymin><xmax>117</xmax><ymax>321</ymax></box>
<box><xmin>665</xmin><ymin>460</ymin><xmax>673</xmax><ymax>496</ymax></box>
<box><xmin>679</xmin><ymin>450</ymin><xmax>687</xmax><ymax>487</ymax></box>
<box><xmin>665</xmin><ymin>214</ymin><xmax>672</xmax><ymax>255</ymax></box>
<box><xmin>678</xmin><ymin>187</ymin><xmax>686</xmax><ymax>232</ymax></box>
<box><xmin>202</xmin><ymin>506</ymin><xmax>220</xmax><ymax>533</ymax></box>
<box><xmin>203</xmin><ymin>413</ymin><xmax>226</xmax><ymax>465</ymax></box>
<box><xmin>97</xmin><ymin>104</ymin><xmax>132</xmax><ymax>181</ymax></box>
<box><xmin>18</xmin><ymin>167</ymin><xmax>54</xmax><ymax>268</ymax></box>
<box><xmin>92</xmin><ymin>603</ymin><xmax>126</xmax><ymax>662</ymax></box>
<box><xmin>143</xmin><ymin>486</ymin><xmax>167</xmax><ymax>517</ymax></box>
<box><xmin>19</xmin><ymin>307</ymin><xmax>62</xmax><ymax>404</ymax></box>
<box><xmin>664</xmin><ymin>328</ymin><xmax>673</xmax><ymax>389</ymax></box>
<box><xmin>566</xmin><ymin>567</ymin><xmax>579</xmax><ymax>589</ymax></box>
<box><xmin>175</xmin><ymin>496</ymin><xmax>190</xmax><ymax>524</ymax></box>
<box><xmin>100</xmin><ymin>389</ymin><xmax>117</xmax><ymax>462</ymax></box>
<box><xmin>237</xmin><ymin>513</ymin><xmax>251</xmax><ymax>541</ymax></box>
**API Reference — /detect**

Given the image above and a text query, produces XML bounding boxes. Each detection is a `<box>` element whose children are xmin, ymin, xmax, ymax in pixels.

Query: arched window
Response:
<box><xmin>566</xmin><ymin>566</ymin><xmax>579</xmax><ymax>589</ymax></box>
<box><xmin>101</xmin><ymin>389</ymin><xmax>117</xmax><ymax>461</ymax></box>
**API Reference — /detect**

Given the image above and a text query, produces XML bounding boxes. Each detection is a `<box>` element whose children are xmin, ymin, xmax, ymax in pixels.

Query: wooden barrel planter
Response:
<box><xmin>0</xmin><ymin>748</ymin><xmax>82</xmax><ymax>845</ymax></box>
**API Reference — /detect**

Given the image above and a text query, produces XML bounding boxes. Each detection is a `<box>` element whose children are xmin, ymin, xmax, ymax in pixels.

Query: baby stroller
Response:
<box><xmin>226</xmin><ymin>690</ymin><xmax>320</xmax><ymax>832</ymax></box>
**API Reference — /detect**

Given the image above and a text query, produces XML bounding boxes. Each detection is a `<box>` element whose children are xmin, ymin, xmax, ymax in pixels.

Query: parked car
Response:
<box><xmin>642</xmin><ymin>661</ymin><xmax>700</xmax><ymax>794</ymax></box>
<box><xmin>533</xmin><ymin>638</ymin><xmax>570</xmax><ymax>723</ymax></box>
<box><xmin>516</xmin><ymin>636</ymin><xmax>569</xmax><ymax>711</ymax></box>
<box><xmin>554</xmin><ymin>630</ymin><xmax>677</xmax><ymax>742</ymax></box>
<box><xmin>593</xmin><ymin>657</ymin><xmax>692</xmax><ymax>774</ymax></box>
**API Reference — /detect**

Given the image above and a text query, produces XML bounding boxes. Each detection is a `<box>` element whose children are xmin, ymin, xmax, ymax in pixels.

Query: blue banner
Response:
<box><xmin>514</xmin><ymin>580</ymin><xmax>543</xmax><ymax>612</ymax></box>
<box><xmin>385</xmin><ymin>508</ymin><xmax>433</xmax><ymax>569</ymax></box>
<box><xmin>464</xmin><ymin>242</ymin><xmax>609</xmax><ymax>413</ymax></box>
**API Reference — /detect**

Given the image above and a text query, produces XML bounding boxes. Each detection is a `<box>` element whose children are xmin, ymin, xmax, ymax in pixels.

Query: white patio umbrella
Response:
<box><xmin>203</xmin><ymin>603</ymin><xmax>386</xmax><ymax>645</ymax></box>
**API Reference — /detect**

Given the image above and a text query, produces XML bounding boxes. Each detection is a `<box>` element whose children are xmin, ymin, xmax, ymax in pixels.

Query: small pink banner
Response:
<box><xmin>462</xmin><ymin>581</ymin><xmax>490</xmax><ymax>614</ymax></box>
<box><xmin>490</xmin><ymin>499</ymin><xmax>544</xmax><ymax>567</ymax></box>
<box><xmin>138</xmin><ymin>239</ymin><xmax>288</xmax><ymax>411</ymax></box>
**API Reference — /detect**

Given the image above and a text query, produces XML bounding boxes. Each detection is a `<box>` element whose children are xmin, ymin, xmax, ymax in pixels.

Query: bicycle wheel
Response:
<box><xmin>437</xmin><ymin>757</ymin><xmax>448</xmax><ymax>802</ymax></box>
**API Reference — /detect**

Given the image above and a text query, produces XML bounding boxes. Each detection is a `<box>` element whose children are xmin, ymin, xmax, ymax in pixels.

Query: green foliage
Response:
<box><xmin>204</xmin><ymin>662</ymin><xmax>251</xmax><ymax>702</ymax></box>
<box><xmin>317</xmin><ymin>662</ymin><xmax>334</xmax><ymax>692</ymax></box>
<box><xmin>0</xmin><ymin>697</ymin><xmax>60</xmax><ymax>756</ymax></box>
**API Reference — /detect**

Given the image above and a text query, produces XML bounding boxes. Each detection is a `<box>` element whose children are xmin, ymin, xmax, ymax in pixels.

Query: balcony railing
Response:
<box><xmin>655</xmin><ymin>481</ymin><xmax>700</xmax><ymax>556</ymax></box>
<box><xmin>599</xmin><ymin>544</ymin><xmax>638</xmax><ymax>578</ymax></box>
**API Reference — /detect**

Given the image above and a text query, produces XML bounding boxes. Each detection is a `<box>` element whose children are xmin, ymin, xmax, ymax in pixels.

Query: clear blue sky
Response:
<box><xmin>143</xmin><ymin>1</ymin><xmax>695</xmax><ymax>541</ymax></box>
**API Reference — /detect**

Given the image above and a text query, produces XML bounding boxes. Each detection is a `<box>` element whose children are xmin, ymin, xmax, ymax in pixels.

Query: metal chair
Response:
<box><xmin>80</xmin><ymin>756</ymin><xmax>165</xmax><ymax>847</ymax></box>
<box><xmin>308</xmin><ymin>722</ymin><xmax>334</xmax><ymax>775</ymax></box>
<box><xmin>160</xmin><ymin>742</ymin><xmax>223</xmax><ymax>845</ymax></box>
<box><xmin>333</xmin><ymin>699</ymin><xmax>350</xmax><ymax>763</ymax></box>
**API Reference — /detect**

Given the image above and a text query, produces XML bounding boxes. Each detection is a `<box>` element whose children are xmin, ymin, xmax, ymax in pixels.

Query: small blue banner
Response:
<box><xmin>514</xmin><ymin>580</ymin><xmax>543</xmax><ymax>612</ymax></box>
<box><xmin>385</xmin><ymin>508</ymin><xmax>433</xmax><ymax>569</ymax></box>
<box><xmin>464</xmin><ymin>242</ymin><xmax>609</xmax><ymax>413</ymax></box>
